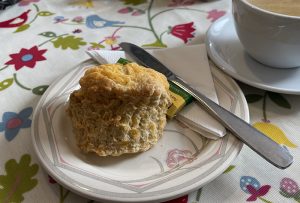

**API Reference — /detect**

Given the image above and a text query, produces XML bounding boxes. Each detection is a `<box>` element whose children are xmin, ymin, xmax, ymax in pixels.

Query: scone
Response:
<box><xmin>67</xmin><ymin>63</ymin><xmax>172</xmax><ymax>156</ymax></box>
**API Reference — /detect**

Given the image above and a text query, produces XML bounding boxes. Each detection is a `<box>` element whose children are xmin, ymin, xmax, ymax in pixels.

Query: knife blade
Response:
<box><xmin>120</xmin><ymin>42</ymin><xmax>293</xmax><ymax>169</ymax></box>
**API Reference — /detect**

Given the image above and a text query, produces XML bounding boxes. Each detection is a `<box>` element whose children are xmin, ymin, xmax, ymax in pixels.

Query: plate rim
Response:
<box><xmin>206</xmin><ymin>15</ymin><xmax>300</xmax><ymax>95</ymax></box>
<box><xmin>31</xmin><ymin>58</ymin><xmax>249</xmax><ymax>203</ymax></box>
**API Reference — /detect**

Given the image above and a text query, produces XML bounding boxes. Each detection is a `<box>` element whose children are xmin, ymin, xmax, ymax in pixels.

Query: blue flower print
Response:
<box><xmin>54</xmin><ymin>16</ymin><xmax>68</xmax><ymax>24</ymax></box>
<box><xmin>0</xmin><ymin>107</ymin><xmax>33</xmax><ymax>141</ymax></box>
<box><xmin>86</xmin><ymin>15</ymin><xmax>125</xmax><ymax>29</ymax></box>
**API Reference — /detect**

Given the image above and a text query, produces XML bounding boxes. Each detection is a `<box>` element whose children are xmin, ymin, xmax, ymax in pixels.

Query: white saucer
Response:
<box><xmin>206</xmin><ymin>15</ymin><xmax>300</xmax><ymax>95</ymax></box>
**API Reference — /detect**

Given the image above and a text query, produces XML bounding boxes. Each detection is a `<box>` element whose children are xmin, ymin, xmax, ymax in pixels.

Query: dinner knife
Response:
<box><xmin>119</xmin><ymin>42</ymin><xmax>293</xmax><ymax>169</ymax></box>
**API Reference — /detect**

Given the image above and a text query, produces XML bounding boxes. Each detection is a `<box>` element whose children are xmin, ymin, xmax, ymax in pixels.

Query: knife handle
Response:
<box><xmin>171</xmin><ymin>77</ymin><xmax>293</xmax><ymax>169</ymax></box>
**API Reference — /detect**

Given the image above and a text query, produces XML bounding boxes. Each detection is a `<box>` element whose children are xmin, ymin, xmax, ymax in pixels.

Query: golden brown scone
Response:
<box><xmin>67</xmin><ymin>63</ymin><xmax>171</xmax><ymax>156</ymax></box>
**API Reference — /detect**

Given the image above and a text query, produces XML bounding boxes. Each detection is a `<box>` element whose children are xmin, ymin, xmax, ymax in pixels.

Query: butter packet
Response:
<box><xmin>167</xmin><ymin>81</ymin><xmax>193</xmax><ymax>118</ymax></box>
<box><xmin>117</xmin><ymin>58</ymin><xmax>193</xmax><ymax>118</ymax></box>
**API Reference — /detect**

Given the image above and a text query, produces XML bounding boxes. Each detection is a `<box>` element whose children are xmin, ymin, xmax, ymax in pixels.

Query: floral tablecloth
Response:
<box><xmin>0</xmin><ymin>0</ymin><xmax>299</xmax><ymax>202</ymax></box>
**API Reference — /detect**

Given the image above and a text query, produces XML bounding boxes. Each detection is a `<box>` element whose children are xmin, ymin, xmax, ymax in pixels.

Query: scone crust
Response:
<box><xmin>67</xmin><ymin>63</ymin><xmax>171</xmax><ymax>156</ymax></box>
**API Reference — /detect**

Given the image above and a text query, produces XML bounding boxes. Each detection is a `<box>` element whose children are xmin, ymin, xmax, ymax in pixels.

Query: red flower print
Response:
<box><xmin>163</xmin><ymin>195</ymin><xmax>188</xmax><ymax>203</ymax></box>
<box><xmin>168</xmin><ymin>22</ymin><xmax>196</xmax><ymax>43</ymax></box>
<box><xmin>48</xmin><ymin>175</ymin><xmax>57</xmax><ymax>184</ymax></box>
<box><xmin>0</xmin><ymin>10</ymin><xmax>30</xmax><ymax>28</ymax></box>
<box><xmin>5</xmin><ymin>46</ymin><xmax>47</xmax><ymax>71</ymax></box>
<box><xmin>166</xmin><ymin>149</ymin><xmax>194</xmax><ymax>168</ymax></box>
<box><xmin>168</xmin><ymin>0</ymin><xmax>196</xmax><ymax>7</ymax></box>
<box><xmin>18</xmin><ymin>0</ymin><xmax>39</xmax><ymax>6</ymax></box>
<box><xmin>207</xmin><ymin>9</ymin><xmax>226</xmax><ymax>22</ymax></box>
<box><xmin>72</xmin><ymin>28</ymin><xmax>82</xmax><ymax>34</ymax></box>
<box><xmin>246</xmin><ymin>185</ymin><xmax>271</xmax><ymax>201</ymax></box>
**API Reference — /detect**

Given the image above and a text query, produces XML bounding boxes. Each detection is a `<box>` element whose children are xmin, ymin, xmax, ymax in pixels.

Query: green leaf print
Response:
<box><xmin>245</xmin><ymin>94</ymin><xmax>263</xmax><ymax>103</ymax></box>
<box><xmin>32</xmin><ymin>85</ymin><xmax>48</xmax><ymax>95</ymax></box>
<box><xmin>0</xmin><ymin>154</ymin><xmax>39</xmax><ymax>203</ymax></box>
<box><xmin>39</xmin><ymin>31</ymin><xmax>57</xmax><ymax>38</ymax></box>
<box><xmin>14</xmin><ymin>24</ymin><xmax>30</xmax><ymax>33</ymax></box>
<box><xmin>89</xmin><ymin>42</ymin><xmax>105</xmax><ymax>49</ymax></box>
<box><xmin>279</xmin><ymin>190</ymin><xmax>293</xmax><ymax>198</ymax></box>
<box><xmin>0</xmin><ymin>78</ymin><xmax>13</xmax><ymax>91</ymax></box>
<box><xmin>294</xmin><ymin>191</ymin><xmax>300</xmax><ymax>201</ymax></box>
<box><xmin>52</xmin><ymin>35</ymin><xmax>87</xmax><ymax>50</ymax></box>
<box><xmin>142</xmin><ymin>40</ymin><xmax>167</xmax><ymax>48</ymax></box>
<box><xmin>267</xmin><ymin>92</ymin><xmax>291</xmax><ymax>109</ymax></box>
<box><xmin>38</xmin><ymin>11</ymin><xmax>55</xmax><ymax>16</ymax></box>
<box><xmin>223</xmin><ymin>165</ymin><xmax>236</xmax><ymax>174</ymax></box>
<box><xmin>121</xmin><ymin>0</ymin><xmax>147</xmax><ymax>5</ymax></box>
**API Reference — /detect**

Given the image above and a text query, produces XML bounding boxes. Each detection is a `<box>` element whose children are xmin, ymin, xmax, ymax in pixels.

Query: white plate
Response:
<box><xmin>31</xmin><ymin>59</ymin><xmax>249</xmax><ymax>203</ymax></box>
<box><xmin>206</xmin><ymin>15</ymin><xmax>300</xmax><ymax>95</ymax></box>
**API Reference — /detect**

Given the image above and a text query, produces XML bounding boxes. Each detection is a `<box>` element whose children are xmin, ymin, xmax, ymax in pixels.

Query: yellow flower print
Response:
<box><xmin>104</xmin><ymin>37</ymin><xmax>117</xmax><ymax>45</ymax></box>
<box><xmin>253</xmin><ymin>122</ymin><xmax>297</xmax><ymax>148</ymax></box>
<box><xmin>246</xmin><ymin>91</ymin><xmax>297</xmax><ymax>148</ymax></box>
<box><xmin>69</xmin><ymin>0</ymin><xmax>94</xmax><ymax>8</ymax></box>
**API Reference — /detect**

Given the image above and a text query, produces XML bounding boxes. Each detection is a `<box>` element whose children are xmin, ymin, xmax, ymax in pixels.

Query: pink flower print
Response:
<box><xmin>207</xmin><ymin>9</ymin><xmax>226</xmax><ymax>22</ymax></box>
<box><xmin>280</xmin><ymin>177</ymin><xmax>300</xmax><ymax>201</ymax></box>
<box><xmin>118</xmin><ymin>7</ymin><xmax>133</xmax><ymax>14</ymax></box>
<box><xmin>240</xmin><ymin>176</ymin><xmax>271</xmax><ymax>202</ymax></box>
<box><xmin>168</xmin><ymin>22</ymin><xmax>196</xmax><ymax>43</ymax></box>
<box><xmin>118</xmin><ymin>7</ymin><xmax>145</xmax><ymax>16</ymax></box>
<box><xmin>72</xmin><ymin>16</ymin><xmax>84</xmax><ymax>23</ymax></box>
<box><xmin>166</xmin><ymin>149</ymin><xmax>194</xmax><ymax>168</ymax></box>
<box><xmin>18</xmin><ymin>0</ymin><xmax>39</xmax><ymax>6</ymax></box>
<box><xmin>168</xmin><ymin>0</ymin><xmax>196</xmax><ymax>7</ymax></box>
<box><xmin>132</xmin><ymin>9</ymin><xmax>145</xmax><ymax>16</ymax></box>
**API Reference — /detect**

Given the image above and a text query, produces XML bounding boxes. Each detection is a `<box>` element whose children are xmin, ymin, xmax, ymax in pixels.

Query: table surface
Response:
<box><xmin>1</xmin><ymin>0</ymin><xmax>300</xmax><ymax>202</ymax></box>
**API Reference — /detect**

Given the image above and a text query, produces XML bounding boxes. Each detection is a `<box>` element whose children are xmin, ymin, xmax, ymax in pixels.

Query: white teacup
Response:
<box><xmin>232</xmin><ymin>0</ymin><xmax>300</xmax><ymax>68</ymax></box>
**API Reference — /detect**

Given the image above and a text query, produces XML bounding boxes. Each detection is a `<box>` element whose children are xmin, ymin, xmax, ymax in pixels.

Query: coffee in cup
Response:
<box><xmin>232</xmin><ymin>0</ymin><xmax>300</xmax><ymax>68</ymax></box>
<box><xmin>247</xmin><ymin>0</ymin><xmax>300</xmax><ymax>17</ymax></box>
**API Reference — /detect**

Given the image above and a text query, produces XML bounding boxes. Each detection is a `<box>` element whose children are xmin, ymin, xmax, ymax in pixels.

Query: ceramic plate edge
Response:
<box><xmin>31</xmin><ymin>59</ymin><xmax>249</xmax><ymax>203</ymax></box>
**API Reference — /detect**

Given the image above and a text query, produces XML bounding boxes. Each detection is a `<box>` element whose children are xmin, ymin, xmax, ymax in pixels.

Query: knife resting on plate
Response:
<box><xmin>119</xmin><ymin>42</ymin><xmax>293</xmax><ymax>169</ymax></box>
